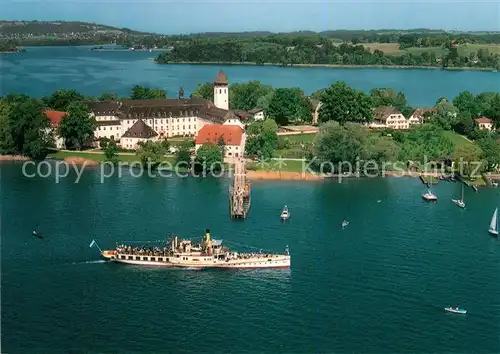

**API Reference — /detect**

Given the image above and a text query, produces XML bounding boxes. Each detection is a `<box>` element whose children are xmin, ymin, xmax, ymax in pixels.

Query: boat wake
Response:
<box><xmin>72</xmin><ymin>260</ymin><xmax>106</xmax><ymax>265</ymax></box>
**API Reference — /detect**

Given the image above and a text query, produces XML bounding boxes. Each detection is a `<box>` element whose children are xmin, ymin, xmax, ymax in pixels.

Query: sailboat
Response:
<box><xmin>452</xmin><ymin>184</ymin><xmax>466</xmax><ymax>208</ymax></box>
<box><xmin>488</xmin><ymin>207</ymin><xmax>498</xmax><ymax>236</ymax></box>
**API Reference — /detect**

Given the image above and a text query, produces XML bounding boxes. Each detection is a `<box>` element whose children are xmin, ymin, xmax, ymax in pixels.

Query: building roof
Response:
<box><xmin>121</xmin><ymin>119</ymin><xmax>158</xmax><ymax>139</ymax></box>
<box><xmin>43</xmin><ymin>110</ymin><xmax>67</xmax><ymax>126</ymax></box>
<box><xmin>84</xmin><ymin>101</ymin><xmax>121</xmax><ymax>115</ymax></box>
<box><xmin>475</xmin><ymin>117</ymin><xmax>492</xmax><ymax>124</ymax></box>
<box><xmin>97</xmin><ymin>120</ymin><xmax>121</xmax><ymax>126</ymax></box>
<box><xmin>214</xmin><ymin>70</ymin><xmax>228</xmax><ymax>85</ymax></box>
<box><xmin>373</xmin><ymin>107</ymin><xmax>403</xmax><ymax>122</ymax></box>
<box><xmin>232</xmin><ymin>109</ymin><xmax>252</xmax><ymax>121</ymax></box>
<box><xmin>195</xmin><ymin>124</ymin><xmax>243</xmax><ymax>146</ymax></box>
<box><xmin>248</xmin><ymin>107</ymin><xmax>264</xmax><ymax>114</ymax></box>
<box><xmin>411</xmin><ymin>107</ymin><xmax>436</xmax><ymax>117</ymax></box>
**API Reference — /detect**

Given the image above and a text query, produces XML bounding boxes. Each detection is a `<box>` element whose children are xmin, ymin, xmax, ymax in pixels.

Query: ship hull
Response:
<box><xmin>102</xmin><ymin>251</ymin><xmax>290</xmax><ymax>269</ymax></box>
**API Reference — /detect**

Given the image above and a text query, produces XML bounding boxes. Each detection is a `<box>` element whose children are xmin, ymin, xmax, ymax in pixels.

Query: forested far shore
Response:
<box><xmin>155</xmin><ymin>39</ymin><xmax>500</xmax><ymax>70</ymax></box>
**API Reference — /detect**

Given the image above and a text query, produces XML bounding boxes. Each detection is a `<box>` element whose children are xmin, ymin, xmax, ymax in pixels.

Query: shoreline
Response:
<box><xmin>154</xmin><ymin>60</ymin><xmax>498</xmax><ymax>72</ymax></box>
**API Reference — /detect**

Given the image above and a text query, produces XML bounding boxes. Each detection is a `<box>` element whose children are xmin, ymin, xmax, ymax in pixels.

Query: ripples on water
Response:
<box><xmin>2</xmin><ymin>165</ymin><xmax>500</xmax><ymax>353</ymax></box>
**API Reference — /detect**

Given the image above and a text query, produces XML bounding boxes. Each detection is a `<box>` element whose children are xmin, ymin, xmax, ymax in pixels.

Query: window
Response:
<box><xmin>128</xmin><ymin>256</ymin><xmax>133</xmax><ymax>260</ymax></box>
<box><xmin>219</xmin><ymin>89</ymin><xmax>222</xmax><ymax>94</ymax></box>
<box><xmin>121</xmin><ymin>255</ymin><xmax>125</xmax><ymax>259</ymax></box>
<box><xmin>143</xmin><ymin>257</ymin><xmax>148</xmax><ymax>261</ymax></box>
<box><xmin>158</xmin><ymin>257</ymin><xmax>163</xmax><ymax>262</ymax></box>
<box><xmin>136</xmin><ymin>256</ymin><xmax>140</xmax><ymax>260</ymax></box>
<box><xmin>151</xmin><ymin>257</ymin><xmax>156</xmax><ymax>261</ymax></box>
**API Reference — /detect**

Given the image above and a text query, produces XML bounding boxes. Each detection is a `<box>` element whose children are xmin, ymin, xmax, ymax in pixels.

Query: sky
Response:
<box><xmin>3</xmin><ymin>0</ymin><xmax>500</xmax><ymax>34</ymax></box>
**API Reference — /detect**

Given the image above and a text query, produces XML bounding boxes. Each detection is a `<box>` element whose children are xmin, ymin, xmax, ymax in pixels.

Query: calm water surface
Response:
<box><xmin>2</xmin><ymin>163</ymin><xmax>500</xmax><ymax>353</ymax></box>
<box><xmin>1</xmin><ymin>46</ymin><xmax>499</xmax><ymax>106</ymax></box>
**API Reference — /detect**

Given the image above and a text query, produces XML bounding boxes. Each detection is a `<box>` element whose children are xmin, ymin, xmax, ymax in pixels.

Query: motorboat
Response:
<box><xmin>280</xmin><ymin>205</ymin><xmax>290</xmax><ymax>220</ymax></box>
<box><xmin>341</xmin><ymin>220</ymin><xmax>349</xmax><ymax>229</ymax></box>
<box><xmin>444</xmin><ymin>307</ymin><xmax>467</xmax><ymax>314</ymax></box>
<box><xmin>422</xmin><ymin>189</ymin><xmax>438</xmax><ymax>201</ymax></box>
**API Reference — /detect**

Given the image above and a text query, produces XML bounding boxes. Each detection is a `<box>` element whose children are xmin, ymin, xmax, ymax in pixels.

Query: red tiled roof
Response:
<box><xmin>43</xmin><ymin>110</ymin><xmax>67</xmax><ymax>126</ymax></box>
<box><xmin>475</xmin><ymin>117</ymin><xmax>492</xmax><ymax>124</ymax></box>
<box><xmin>195</xmin><ymin>124</ymin><xmax>243</xmax><ymax>146</ymax></box>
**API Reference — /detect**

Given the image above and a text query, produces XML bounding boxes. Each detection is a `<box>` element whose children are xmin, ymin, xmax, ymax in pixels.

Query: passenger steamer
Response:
<box><xmin>97</xmin><ymin>230</ymin><xmax>290</xmax><ymax>269</ymax></box>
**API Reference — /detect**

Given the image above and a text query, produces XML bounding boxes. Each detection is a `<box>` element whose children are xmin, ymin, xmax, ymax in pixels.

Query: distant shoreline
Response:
<box><xmin>154</xmin><ymin>60</ymin><xmax>498</xmax><ymax>72</ymax></box>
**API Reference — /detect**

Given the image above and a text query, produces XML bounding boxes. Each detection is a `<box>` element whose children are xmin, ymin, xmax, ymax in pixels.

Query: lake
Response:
<box><xmin>1</xmin><ymin>162</ymin><xmax>500</xmax><ymax>353</ymax></box>
<box><xmin>1</xmin><ymin>45</ymin><xmax>499</xmax><ymax>106</ymax></box>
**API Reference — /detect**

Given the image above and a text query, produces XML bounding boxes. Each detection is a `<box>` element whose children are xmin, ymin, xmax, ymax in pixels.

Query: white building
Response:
<box><xmin>120</xmin><ymin>119</ymin><xmax>158</xmax><ymax>149</ymax></box>
<box><xmin>43</xmin><ymin>110</ymin><xmax>66</xmax><ymax>149</ymax></box>
<box><xmin>213</xmin><ymin>70</ymin><xmax>229</xmax><ymax>111</ymax></box>
<box><xmin>409</xmin><ymin>107</ymin><xmax>435</xmax><ymax>124</ymax></box>
<box><xmin>475</xmin><ymin>117</ymin><xmax>494</xmax><ymax>131</ymax></box>
<box><xmin>248</xmin><ymin>108</ymin><xmax>265</xmax><ymax>121</ymax></box>
<box><xmin>369</xmin><ymin>107</ymin><xmax>410</xmax><ymax>130</ymax></box>
<box><xmin>88</xmin><ymin>71</ymin><xmax>249</xmax><ymax>148</ymax></box>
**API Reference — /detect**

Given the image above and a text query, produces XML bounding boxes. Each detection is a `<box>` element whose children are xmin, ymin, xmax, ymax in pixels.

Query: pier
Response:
<box><xmin>229</xmin><ymin>159</ymin><xmax>251</xmax><ymax>219</ymax></box>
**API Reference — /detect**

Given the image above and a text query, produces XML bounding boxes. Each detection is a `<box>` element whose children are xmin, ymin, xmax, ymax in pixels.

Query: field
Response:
<box><xmin>442</xmin><ymin>131</ymin><xmax>481</xmax><ymax>155</ymax></box>
<box><xmin>361</xmin><ymin>42</ymin><xmax>500</xmax><ymax>58</ymax></box>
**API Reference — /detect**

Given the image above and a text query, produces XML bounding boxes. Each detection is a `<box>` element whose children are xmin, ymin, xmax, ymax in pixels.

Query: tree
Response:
<box><xmin>453</xmin><ymin>111</ymin><xmax>476</xmax><ymax>138</ymax></box>
<box><xmin>485</xmin><ymin>94</ymin><xmax>500</xmax><ymax>128</ymax></box>
<box><xmin>0</xmin><ymin>100</ymin><xmax>15</xmax><ymax>155</ymax></box>
<box><xmin>195</xmin><ymin>143</ymin><xmax>223</xmax><ymax>172</ymax></box>
<box><xmin>267</xmin><ymin>88</ymin><xmax>312</xmax><ymax>125</ymax></box>
<box><xmin>136</xmin><ymin>140</ymin><xmax>168</xmax><ymax>169</ymax></box>
<box><xmin>98</xmin><ymin>92</ymin><xmax>118</xmax><ymax>101</ymax></box>
<box><xmin>255</xmin><ymin>91</ymin><xmax>274</xmax><ymax>110</ymax></box>
<box><xmin>370</xmin><ymin>88</ymin><xmax>412</xmax><ymax>117</ymax></box>
<box><xmin>58</xmin><ymin>102</ymin><xmax>96</xmax><ymax>150</ymax></box>
<box><xmin>43</xmin><ymin>89</ymin><xmax>85</xmax><ymax>111</ymax></box>
<box><xmin>130</xmin><ymin>85</ymin><xmax>167</xmax><ymax>100</ymax></box>
<box><xmin>311</xmin><ymin>121</ymin><xmax>368</xmax><ymax>173</ymax></box>
<box><xmin>430</xmin><ymin>101</ymin><xmax>459</xmax><ymax>130</ymax></box>
<box><xmin>175</xmin><ymin>141</ymin><xmax>192</xmax><ymax>168</ymax></box>
<box><xmin>103</xmin><ymin>139</ymin><xmax>119</xmax><ymax>164</ymax></box>
<box><xmin>477</xmin><ymin>137</ymin><xmax>500</xmax><ymax>171</ymax></box>
<box><xmin>229</xmin><ymin>81</ymin><xmax>273</xmax><ymax>111</ymax></box>
<box><xmin>319</xmin><ymin>82</ymin><xmax>373</xmax><ymax>125</ymax></box>
<box><xmin>191</xmin><ymin>83</ymin><xmax>213</xmax><ymax>101</ymax></box>
<box><xmin>452</xmin><ymin>91</ymin><xmax>479</xmax><ymax>117</ymax></box>
<box><xmin>6</xmin><ymin>97</ymin><xmax>53</xmax><ymax>159</ymax></box>
<box><xmin>398</xmin><ymin>125</ymin><xmax>454</xmax><ymax>162</ymax></box>
<box><xmin>99</xmin><ymin>137</ymin><xmax>110</xmax><ymax>149</ymax></box>
<box><xmin>453</xmin><ymin>145</ymin><xmax>483</xmax><ymax>177</ymax></box>
<box><xmin>217</xmin><ymin>135</ymin><xmax>226</xmax><ymax>156</ymax></box>
<box><xmin>245</xmin><ymin>119</ymin><xmax>278</xmax><ymax>159</ymax></box>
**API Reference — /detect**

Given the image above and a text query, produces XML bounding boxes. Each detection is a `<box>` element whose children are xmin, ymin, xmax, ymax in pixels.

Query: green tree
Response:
<box><xmin>453</xmin><ymin>145</ymin><xmax>483</xmax><ymax>177</ymax></box>
<box><xmin>98</xmin><ymin>92</ymin><xmax>118</xmax><ymax>101</ymax></box>
<box><xmin>136</xmin><ymin>140</ymin><xmax>168</xmax><ymax>169</ymax></box>
<box><xmin>99</xmin><ymin>137</ymin><xmax>110</xmax><ymax>149</ymax></box>
<box><xmin>430</xmin><ymin>101</ymin><xmax>459</xmax><ymax>130</ymax></box>
<box><xmin>477</xmin><ymin>137</ymin><xmax>500</xmax><ymax>171</ymax></box>
<box><xmin>217</xmin><ymin>135</ymin><xmax>226</xmax><ymax>156</ymax></box>
<box><xmin>255</xmin><ymin>90</ymin><xmax>274</xmax><ymax>110</ymax></box>
<box><xmin>191</xmin><ymin>83</ymin><xmax>213</xmax><ymax>101</ymax></box>
<box><xmin>6</xmin><ymin>97</ymin><xmax>53</xmax><ymax>159</ymax></box>
<box><xmin>130</xmin><ymin>85</ymin><xmax>167</xmax><ymax>100</ymax></box>
<box><xmin>103</xmin><ymin>139</ymin><xmax>119</xmax><ymax>164</ymax></box>
<box><xmin>267</xmin><ymin>88</ymin><xmax>311</xmax><ymax>125</ymax></box>
<box><xmin>58</xmin><ymin>102</ymin><xmax>96</xmax><ymax>150</ymax></box>
<box><xmin>453</xmin><ymin>111</ymin><xmax>475</xmax><ymax>138</ymax></box>
<box><xmin>0</xmin><ymin>100</ymin><xmax>15</xmax><ymax>154</ymax></box>
<box><xmin>452</xmin><ymin>91</ymin><xmax>479</xmax><ymax>117</ymax></box>
<box><xmin>485</xmin><ymin>93</ymin><xmax>500</xmax><ymax>128</ymax></box>
<box><xmin>245</xmin><ymin>119</ymin><xmax>278</xmax><ymax>159</ymax></box>
<box><xmin>319</xmin><ymin>82</ymin><xmax>373</xmax><ymax>124</ymax></box>
<box><xmin>43</xmin><ymin>89</ymin><xmax>85</xmax><ymax>111</ymax></box>
<box><xmin>311</xmin><ymin>121</ymin><xmax>368</xmax><ymax>173</ymax></box>
<box><xmin>229</xmin><ymin>81</ymin><xmax>273</xmax><ymax>111</ymax></box>
<box><xmin>195</xmin><ymin>143</ymin><xmax>223</xmax><ymax>172</ymax></box>
<box><xmin>175</xmin><ymin>141</ymin><xmax>192</xmax><ymax>168</ymax></box>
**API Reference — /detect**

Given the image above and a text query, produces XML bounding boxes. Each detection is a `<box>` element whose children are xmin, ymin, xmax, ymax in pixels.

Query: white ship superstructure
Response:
<box><xmin>99</xmin><ymin>230</ymin><xmax>290</xmax><ymax>269</ymax></box>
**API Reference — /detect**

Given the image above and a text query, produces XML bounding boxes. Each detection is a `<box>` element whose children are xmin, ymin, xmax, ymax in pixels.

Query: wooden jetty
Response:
<box><xmin>229</xmin><ymin>159</ymin><xmax>251</xmax><ymax>219</ymax></box>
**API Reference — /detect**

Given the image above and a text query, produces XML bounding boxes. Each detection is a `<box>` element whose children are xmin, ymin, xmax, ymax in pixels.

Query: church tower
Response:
<box><xmin>213</xmin><ymin>70</ymin><xmax>229</xmax><ymax>110</ymax></box>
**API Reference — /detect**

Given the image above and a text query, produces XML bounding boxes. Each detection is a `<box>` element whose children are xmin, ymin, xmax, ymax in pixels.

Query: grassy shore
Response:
<box><xmin>48</xmin><ymin>151</ymin><xmax>176</xmax><ymax>164</ymax></box>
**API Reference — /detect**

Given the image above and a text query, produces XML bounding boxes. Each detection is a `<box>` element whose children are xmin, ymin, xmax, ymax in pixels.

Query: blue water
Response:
<box><xmin>1</xmin><ymin>46</ymin><xmax>499</xmax><ymax>106</ymax></box>
<box><xmin>2</xmin><ymin>162</ymin><xmax>500</xmax><ymax>353</ymax></box>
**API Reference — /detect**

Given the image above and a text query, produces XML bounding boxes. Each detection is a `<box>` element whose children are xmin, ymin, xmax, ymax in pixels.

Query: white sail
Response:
<box><xmin>489</xmin><ymin>208</ymin><xmax>498</xmax><ymax>232</ymax></box>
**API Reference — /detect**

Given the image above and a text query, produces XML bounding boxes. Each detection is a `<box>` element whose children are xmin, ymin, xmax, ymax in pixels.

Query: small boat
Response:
<box><xmin>32</xmin><ymin>230</ymin><xmax>43</xmax><ymax>239</ymax></box>
<box><xmin>341</xmin><ymin>220</ymin><xmax>349</xmax><ymax>229</ymax></box>
<box><xmin>488</xmin><ymin>207</ymin><xmax>498</xmax><ymax>236</ymax></box>
<box><xmin>452</xmin><ymin>184</ymin><xmax>466</xmax><ymax>208</ymax></box>
<box><xmin>280</xmin><ymin>205</ymin><xmax>290</xmax><ymax>220</ymax></box>
<box><xmin>492</xmin><ymin>181</ymin><xmax>498</xmax><ymax>188</ymax></box>
<box><xmin>422</xmin><ymin>189</ymin><xmax>438</xmax><ymax>201</ymax></box>
<box><xmin>444</xmin><ymin>307</ymin><xmax>467</xmax><ymax>314</ymax></box>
